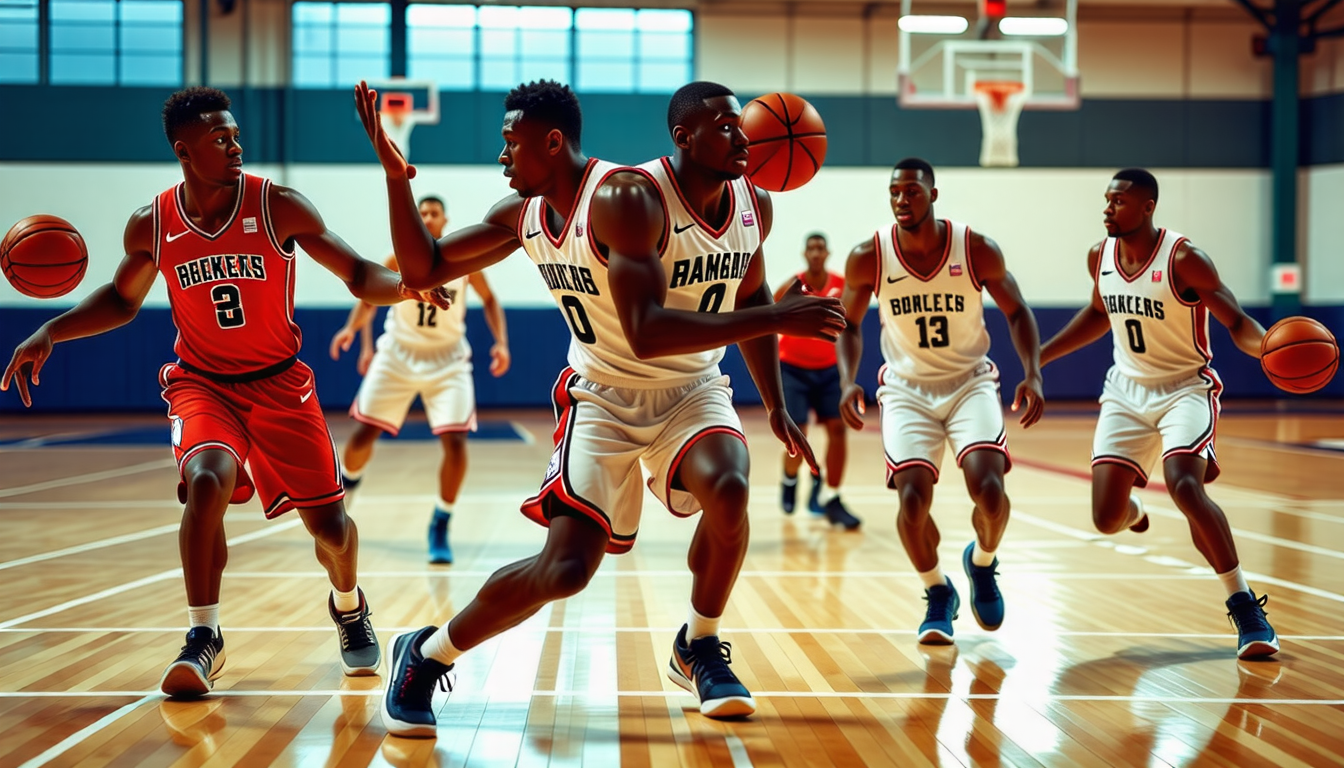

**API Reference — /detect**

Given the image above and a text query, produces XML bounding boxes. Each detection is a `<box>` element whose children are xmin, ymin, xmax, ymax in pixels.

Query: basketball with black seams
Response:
<box><xmin>1260</xmin><ymin>316</ymin><xmax>1339</xmax><ymax>395</ymax></box>
<box><xmin>1</xmin><ymin>214</ymin><xmax>89</xmax><ymax>299</ymax></box>
<box><xmin>740</xmin><ymin>93</ymin><xmax>827</xmax><ymax>192</ymax></box>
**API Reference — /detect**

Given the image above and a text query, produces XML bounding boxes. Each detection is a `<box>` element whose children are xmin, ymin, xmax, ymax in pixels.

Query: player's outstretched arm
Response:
<box><xmin>1173</xmin><ymin>243</ymin><xmax>1265</xmax><ymax>358</ymax></box>
<box><xmin>836</xmin><ymin>237</ymin><xmax>877</xmax><ymax>431</ymax></box>
<box><xmin>354</xmin><ymin>81</ymin><xmax>520</xmax><ymax>291</ymax></box>
<box><xmin>2</xmin><ymin>207</ymin><xmax>158</xmax><ymax>407</ymax></box>
<box><xmin>1040</xmin><ymin>243</ymin><xmax>1112</xmax><ymax>366</ymax></box>
<box><xmin>594</xmin><ymin>176</ymin><xmax>845</xmax><ymax>357</ymax></box>
<box><xmin>972</xmin><ymin>234</ymin><xmax>1044</xmax><ymax>428</ymax></box>
<box><xmin>467</xmin><ymin>271</ymin><xmax>511</xmax><ymax>377</ymax></box>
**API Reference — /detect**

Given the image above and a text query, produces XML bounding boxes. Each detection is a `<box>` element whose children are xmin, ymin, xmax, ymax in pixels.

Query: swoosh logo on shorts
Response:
<box><xmin>885</xmin><ymin>275</ymin><xmax>908</xmax><ymax>284</ymax></box>
<box><xmin>673</xmin><ymin>222</ymin><xmax>695</xmax><ymax>234</ymax></box>
<box><xmin>300</xmin><ymin>389</ymin><xmax>314</xmax><ymax>404</ymax></box>
<box><xmin>166</xmin><ymin>230</ymin><xmax>190</xmax><ymax>242</ymax></box>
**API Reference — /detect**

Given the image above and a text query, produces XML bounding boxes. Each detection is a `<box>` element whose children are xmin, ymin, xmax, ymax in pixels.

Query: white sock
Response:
<box><xmin>918</xmin><ymin>567</ymin><xmax>945</xmax><ymax>590</ymax></box>
<box><xmin>687</xmin><ymin>605</ymin><xmax>721</xmax><ymax>640</ymax></box>
<box><xmin>781</xmin><ymin>474</ymin><xmax>798</xmax><ymax>486</ymax></box>
<box><xmin>421</xmin><ymin>625</ymin><xmax>464</xmax><ymax>666</ymax></box>
<box><xmin>818</xmin><ymin>484</ymin><xmax>839</xmax><ymax>506</ymax></box>
<box><xmin>340</xmin><ymin>462</ymin><xmax>363</xmax><ymax>482</ymax></box>
<box><xmin>435</xmin><ymin>498</ymin><xmax>454</xmax><ymax>516</ymax></box>
<box><xmin>332</xmin><ymin>586</ymin><xmax>361</xmax><ymax>612</ymax></box>
<box><xmin>1217</xmin><ymin>566</ymin><xmax>1251</xmax><ymax>598</ymax></box>
<box><xmin>972</xmin><ymin>542</ymin><xmax>997</xmax><ymax>567</ymax></box>
<box><xmin>188</xmin><ymin>604</ymin><xmax>219</xmax><ymax>633</ymax></box>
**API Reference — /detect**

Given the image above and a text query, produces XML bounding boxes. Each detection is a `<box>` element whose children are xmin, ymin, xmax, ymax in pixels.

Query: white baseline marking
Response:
<box><xmin>0</xmin><ymin>524</ymin><xmax>181</xmax><ymax>572</ymax></box>
<box><xmin>0</xmin><ymin>459</ymin><xmax>175</xmax><ymax>499</ymax></box>
<box><xmin>15</xmin><ymin>694</ymin><xmax>156</xmax><ymax>768</ymax></box>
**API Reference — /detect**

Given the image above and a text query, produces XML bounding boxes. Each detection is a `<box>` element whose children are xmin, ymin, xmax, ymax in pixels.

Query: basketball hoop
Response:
<box><xmin>379</xmin><ymin>92</ymin><xmax>415</xmax><ymax>162</ymax></box>
<box><xmin>973</xmin><ymin>80</ymin><xmax>1026</xmax><ymax>168</ymax></box>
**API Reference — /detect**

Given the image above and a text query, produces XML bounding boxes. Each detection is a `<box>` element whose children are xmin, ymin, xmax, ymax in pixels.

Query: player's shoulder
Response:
<box><xmin>124</xmin><ymin>204</ymin><xmax>156</xmax><ymax>252</ymax></box>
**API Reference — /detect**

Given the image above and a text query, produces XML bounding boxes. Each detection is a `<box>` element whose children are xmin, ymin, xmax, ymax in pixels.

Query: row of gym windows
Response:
<box><xmin>0</xmin><ymin>0</ymin><xmax>694</xmax><ymax>91</ymax></box>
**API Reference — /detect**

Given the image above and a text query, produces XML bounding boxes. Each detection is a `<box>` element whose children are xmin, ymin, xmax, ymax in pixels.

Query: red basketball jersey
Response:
<box><xmin>779</xmin><ymin>271</ymin><xmax>844</xmax><ymax>369</ymax></box>
<box><xmin>153</xmin><ymin>174</ymin><xmax>302</xmax><ymax>375</ymax></box>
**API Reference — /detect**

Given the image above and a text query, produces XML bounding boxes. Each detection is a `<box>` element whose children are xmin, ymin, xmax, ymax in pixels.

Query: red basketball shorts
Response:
<box><xmin>159</xmin><ymin>359</ymin><xmax>344</xmax><ymax>518</ymax></box>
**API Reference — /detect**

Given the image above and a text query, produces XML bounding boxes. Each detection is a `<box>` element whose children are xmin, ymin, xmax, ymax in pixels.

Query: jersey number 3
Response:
<box><xmin>211</xmin><ymin>284</ymin><xmax>245</xmax><ymax>329</ymax></box>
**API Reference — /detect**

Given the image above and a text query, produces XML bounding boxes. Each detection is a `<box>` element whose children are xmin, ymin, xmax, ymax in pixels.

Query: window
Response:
<box><xmin>575</xmin><ymin>8</ymin><xmax>691</xmax><ymax>93</ymax></box>
<box><xmin>293</xmin><ymin>1</ymin><xmax>390</xmax><ymax>88</ymax></box>
<box><xmin>0</xmin><ymin>0</ymin><xmax>38</xmax><ymax>83</ymax></box>
<box><xmin>46</xmin><ymin>0</ymin><xmax>181</xmax><ymax>85</ymax></box>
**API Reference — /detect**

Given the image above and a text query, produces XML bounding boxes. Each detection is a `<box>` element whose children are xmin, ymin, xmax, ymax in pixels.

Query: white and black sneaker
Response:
<box><xmin>160</xmin><ymin>626</ymin><xmax>226</xmax><ymax>698</ymax></box>
<box><xmin>330</xmin><ymin>588</ymin><xmax>381</xmax><ymax>675</ymax></box>
<box><xmin>381</xmin><ymin>627</ymin><xmax>456</xmax><ymax>737</ymax></box>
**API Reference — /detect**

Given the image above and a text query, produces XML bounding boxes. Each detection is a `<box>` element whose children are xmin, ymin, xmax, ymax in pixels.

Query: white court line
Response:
<box><xmin>1141</xmin><ymin>503</ymin><xmax>1344</xmax><ymax>561</ymax></box>
<box><xmin>218</xmin><ymin>570</ymin><xmax>1226</xmax><ymax>579</ymax></box>
<box><xmin>0</xmin><ymin>519</ymin><xmax>304</xmax><ymax>629</ymax></box>
<box><xmin>15</xmin><ymin>694</ymin><xmax>156</xmax><ymax>768</ymax></box>
<box><xmin>0</xmin><ymin>500</ymin><xmax>186</xmax><ymax>510</ymax></box>
<box><xmin>0</xmin><ymin>524</ymin><xmax>181</xmax><ymax>572</ymax></box>
<box><xmin>0</xmin><ymin>459</ymin><xmax>175</xmax><ymax>499</ymax></box>
<box><xmin>507</xmin><ymin>420</ymin><xmax>536</xmax><ymax>445</ymax></box>
<box><xmin>3</xmin><ymin>626</ymin><xmax>1343</xmax><ymax>640</ymax></box>
<box><xmin>0</xmin><ymin>690</ymin><xmax>1339</xmax><ymax>705</ymax></box>
<box><xmin>1013</xmin><ymin>496</ymin><xmax>1344</xmax><ymax>526</ymax></box>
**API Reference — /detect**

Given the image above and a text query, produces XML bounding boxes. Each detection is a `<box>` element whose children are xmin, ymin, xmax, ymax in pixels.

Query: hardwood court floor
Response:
<box><xmin>1</xmin><ymin>405</ymin><xmax>1342</xmax><ymax>768</ymax></box>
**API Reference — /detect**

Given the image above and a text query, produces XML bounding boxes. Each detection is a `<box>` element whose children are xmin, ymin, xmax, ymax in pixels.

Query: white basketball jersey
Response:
<box><xmin>1097</xmin><ymin>229</ymin><xmax>1211</xmax><ymax>383</ymax></box>
<box><xmin>381</xmin><ymin>275</ymin><xmax>469</xmax><ymax>353</ymax></box>
<box><xmin>874</xmin><ymin>219</ymin><xmax>991</xmax><ymax>380</ymax></box>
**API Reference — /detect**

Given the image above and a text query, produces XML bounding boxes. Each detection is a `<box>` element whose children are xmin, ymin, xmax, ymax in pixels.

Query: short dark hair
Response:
<box><xmin>162</xmin><ymin>86</ymin><xmax>231</xmax><ymax>144</ymax></box>
<box><xmin>805</xmin><ymin>232</ymin><xmax>828</xmax><ymax>246</ymax></box>
<box><xmin>1113</xmin><ymin>168</ymin><xmax>1159</xmax><ymax>202</ymax></box>
<box><xmin>667</xmin><ymin>81</ymin><xmax>735</xmax><ymax>137</ymax></box>
<box><xmin>893</xmin><ymin>157</ymin><xmax>935</xmax><ymax>186</ymax></box>
<box><xmin>418</xmin><ymin>195</ymin><xmax>446</xmax><ymax>212</ymax></box>
<box><xmin>504</xmin><ymin>80</ymin><xmax>582</xmax><ymax>149</ymax></box>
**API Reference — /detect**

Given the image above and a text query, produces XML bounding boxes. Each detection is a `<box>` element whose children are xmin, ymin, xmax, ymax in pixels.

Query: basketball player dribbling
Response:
<box><xmin>1</xmin><ymin>87</ymin><xmax>448</xmax><ymax>697</ymax></box>
<box><xmin>329</xmin><ymin>195</ymin><xmax>510</xmax><ymax>564</ymax></box>
<box><xmin>837</xmin><ymin>158</ymin><xmax>1045</xmax><ymax>645</ymax></box>
<box><xmin>1041</xmin><ymin>168</ymin><xmax>1279</xmax><ymax>659</ymax></box>
<box><xmin>353</xmin><ymin>79</ymin><xmax>844</xmax><ymax>735</ymax></box>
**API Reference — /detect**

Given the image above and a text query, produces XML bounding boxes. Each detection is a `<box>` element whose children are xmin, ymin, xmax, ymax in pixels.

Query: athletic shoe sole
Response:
<box><xmin>380</xmin><ymin>631</ymin><xmax>438</xmax><ymax>738</ymax></box>
<box><xmin>916</xmin><ymin>628</ymin><xmax>954</xmax><ymax>645</ymax></box>
<box><xmin>159</xmin><ymin>649</ymin><xmax>226</xmax><ymax>698</ymax></box>
<box><xmin>1237</xmin><ymin>637</ymin><xmax>1281</xmax><ymax>660</ymax></box>
<box><xmin>340</xmin><ymin>651</ymin><xmax>381</xmax><ymax>677</ymax></box>
<box><xmin>666</xmin><ymin>658</ymin><xmax>757</xmax><ymax>718</ymax></box>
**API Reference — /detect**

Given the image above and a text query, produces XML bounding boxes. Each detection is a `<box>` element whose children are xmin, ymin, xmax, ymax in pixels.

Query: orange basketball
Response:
<box><xmin>740</xmin><ymin>93</ymin><xmax>827</xmax><ymax>192</ymax></box>
<box><xmin>1</xmin><ymin>215</ymin><xmax>88</xmax><ymax>299</ymax></box>
<box><xmin>1260</xmin><ymin>316</ymin><xmax>1339</xmax><ymax>394</ymax></box>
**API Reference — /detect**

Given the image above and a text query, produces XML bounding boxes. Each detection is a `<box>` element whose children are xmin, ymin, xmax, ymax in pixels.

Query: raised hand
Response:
<box><xmin>330</xmin><ymin>325</ymin><xmax>356</xmax><ymax>360</ymax></box>
<box><xmin>1012</xmin><ymin>372</ymin><xmax>1045</xmax><ymax>428</ymax></box>
<box><xmin>354</xmin><ymin>81</ymin><xmax>416</xmax><ymax>180</ymax></box>
<box><xmin>773</xmin><ymin>279</ymin><xmax>846</xmax><ymax>340</ymax></box>
<box><xmin>839</xmin><ymin>382</ymin><xmax>867</xmax><ymax>430</ymax></box>
<box><xmin>2</xmin><ymin>327</ymin><xmax>54</xmax><ymax>408</ymax></box>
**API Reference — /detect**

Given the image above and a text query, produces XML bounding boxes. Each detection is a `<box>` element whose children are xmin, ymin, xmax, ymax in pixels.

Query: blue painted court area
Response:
<box><xmin>0</xmin><ymin>419</ymin><xmax>527</xmax><ymax>448</ymax></box>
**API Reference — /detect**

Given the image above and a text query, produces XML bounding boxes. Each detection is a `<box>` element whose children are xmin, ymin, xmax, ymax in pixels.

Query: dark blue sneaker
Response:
<box><xmin>918</xmin><ymin>578</ymin><xmax>960</xmax><ymax>645</ymax></box>
<box><xmin>341</xmin><ymin>473</ymin><xmax>362</xmax><ymax>512</ymax></box>
<box><xmin>428</xmin><ymin>511</ymin><xmax>453</xmax><ymax>564</ymax></box>
<box><xmin>962</xmin><ymin>542</ymin><xmax>1005</xmax><ymax>631</ymax></box>
<box><xmin>667</xmin><ymin>625</ymin><xmax>756</xmax><ymax>718</ymax></box>
<box><xmin>381</xmin><ymin>627</ymin><xmax>456</xmax><ymax>738</ymax></box>
<box><xmin>823</xmin><ymin>497</ymin><xmax>862</xmax><ymax>530</ymax></box>
<box><xmin>1226</xmin><ymin>591</ymin><xmax>1280</xmax><ymax>659</ymax></box>
<box><xmin>807</xmin><ymin>474</ymin><xmax>824</xmax><ymax>515</ymax></box>
<box><xmin>781</xmin><ymin>476</ymin><xmax>798</xmax><ymax>514</ymax></box>
<box><xmin>160</xmin><ymin>626</ymin><xmax>226</xmax><ymax>698</ymax></box>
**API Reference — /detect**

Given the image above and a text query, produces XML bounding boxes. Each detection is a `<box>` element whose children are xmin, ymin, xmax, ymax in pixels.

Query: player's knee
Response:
<box><xmin>704</xmin><ymin>470</ymin><xmax>750</xmax><ymax>517</ymax></box>
<box><xmin>969</xmin><ymin>474</ymin><xmax>1007</xmax><ymax>515</ymax></box>
<box><xmin>1092</xmin><ymin>504</ymin><xmax>1127</xmax><ymax>534</ymax></box>
<box><xmin>1167</xmin><ymin>472</ymin><xmax>1207</xmax><ymax>512</ymax></box>
<box><xmin>543</xmin><ymin>557</ymin><xmax>597</xmax><ymax>599</ymax></box>
<box><xmin>183</xmin><ymin>467</ymin><xmax>231</xmax><ymax>508</ymax></box>
<box><xmin>897</xmin><ymin>483</ymin><xmax>932</xmax><ymax>518</ymax></box>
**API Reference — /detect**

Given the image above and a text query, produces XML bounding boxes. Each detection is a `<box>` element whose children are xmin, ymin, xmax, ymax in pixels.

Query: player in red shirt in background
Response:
<box><xmin>774</xmin><ymin>233</ymin><xmax>861</xmax><ymax>529</ymax></box>
<box><xmin>2</xmin><ymin>87</ymin><xmax>447</xmax><ymax>697</ymax></box>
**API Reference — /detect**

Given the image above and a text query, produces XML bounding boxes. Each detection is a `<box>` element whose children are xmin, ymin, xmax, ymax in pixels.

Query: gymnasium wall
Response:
<box><xmin>3</xmin><ymin>1</ymin><xmax>1343</xmax><ymax>412</ymax></box>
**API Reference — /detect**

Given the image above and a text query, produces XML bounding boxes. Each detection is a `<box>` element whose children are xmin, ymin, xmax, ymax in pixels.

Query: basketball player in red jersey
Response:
<box><xmin>356</xmin><ymin>79</ymin><xmax>844</xmax><ymax>734</ymax></box>
<box><xmin>1041</xmin><ymin>168</ymin><xmax>1278</xmax><ymax>659</ymax></box>
<box><xmin>773</xmin><ymin>232</ymin><xmax>860</xmax><ymax>528</ymax></box>
<box><xmin>1</xmin><ymin>87</ymin><xmax>448</xmax><ymax>697</ymax></box>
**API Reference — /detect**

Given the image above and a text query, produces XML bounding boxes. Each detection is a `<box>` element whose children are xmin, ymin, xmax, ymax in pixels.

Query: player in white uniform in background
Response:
<box><xmin>329</xmin><ymin>196</ymin><xmax>509</xmax><ymax>565</ymax></box>
<box><xmin>355</xmin><ymin>80</ymin><xmax>843</xmax><ymax>736</ymax></box>
<box><xmin>837</xmin><ymin>158</ymin><xmax>1045</xmax><ymax>645</ymax></box>
<box><xmin>1041</xmin><ymin>169</ymin><xmax>1279</xmax><ymax>659</ymax></box>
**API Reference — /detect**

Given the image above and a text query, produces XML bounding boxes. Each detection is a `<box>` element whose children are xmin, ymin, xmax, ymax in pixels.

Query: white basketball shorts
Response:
<box><xmin>877</xmin><ymin>359</ymin><xmax>1010</xmax><ymax>486</ymax></box>
<box><xmin>349</xmin><ymin>338</ymin><xmax>476</xmax><ymax>435</ymax></box>
<box><xmin>1091</xmin><ymin>366</ymin><xmax>1222</xmax><ymax>486</ymax></box>
<box><xmin>521</xmin><ymin>368</ymin><xmax>746</xmax><ymax>554</ymax></box>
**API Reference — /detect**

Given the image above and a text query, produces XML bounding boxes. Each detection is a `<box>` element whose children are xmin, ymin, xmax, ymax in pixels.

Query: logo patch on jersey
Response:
<box><xmin>575</xmin><ymin>223</ymin><xmax>584</xmax><ymax>238</ymax></box>
<box><xmin>1151</xmin><ymin>270</ymin><xmax>1162</xmax><ymax>282</ymax></box>
<box><xmin>949</xmin><ymin>264</ymin><xmax>963</xmax><ymax>277</ymax></box>
<box><xmin>741</xmin><ymin>211</ymin><xmax>755</xmax><ymax>227</ymax></box>
<box><xmin>242</xmin><ymin>217</ymin><xmax>258</xmax><ymax>234</ymax></box>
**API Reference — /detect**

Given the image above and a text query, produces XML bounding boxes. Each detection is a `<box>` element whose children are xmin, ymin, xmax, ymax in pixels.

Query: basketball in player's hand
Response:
<box><xmin>1</xmin><ymin>215</ymin><xmax>88</xmax><ymax>299</ymax></box>
<box><xmin>1260</xmin><ymin>316</ymin><xmax>1339</xmax><ymax>394</ymax></box>
<box><xmin>740</xmin><ymin>93</ymin><xmax>827</xmax><ymax>192</ymax></box>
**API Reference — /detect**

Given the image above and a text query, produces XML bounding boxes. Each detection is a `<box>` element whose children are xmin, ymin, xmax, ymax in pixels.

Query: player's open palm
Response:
<box><xmin>839</xmin><ymin>383</ymin><xmax>867</xmax><ymax>430</ymax></box>
<box><xmin>355</xmin><ymin>81</ymin><xmax>416</xmax><ymax>180</ymax></box>
<box><xmin>2</xmin><ymin>328</ymin><xmax>54</xmax><ymax>408</ymax></box>
<box><xmin>1012</xmin><ymin>373</ymin><xmax>1045</xmax><ymax>428</ymax></box>
<box><xmin>769</xmin><ymin>408</ymin><xmax>821</xmax><ymax>475</ymax></box>
<box><xmin>774</xmin><ymin>280</ymin><xmax>846</xmax><ymax>340</ymax></box>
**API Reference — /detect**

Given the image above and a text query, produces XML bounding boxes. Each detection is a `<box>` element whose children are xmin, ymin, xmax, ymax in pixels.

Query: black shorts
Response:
<box><xmin>781</xmin><ymin>362</ymin><xmax>842</xmax><ymax>426</ymax></box>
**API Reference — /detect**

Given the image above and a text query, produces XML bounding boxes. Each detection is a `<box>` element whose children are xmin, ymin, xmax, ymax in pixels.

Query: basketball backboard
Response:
<box><xmin>362</xmin><ymin>78</ymin><xmax>440</xmax><ymax>162</ymax></box>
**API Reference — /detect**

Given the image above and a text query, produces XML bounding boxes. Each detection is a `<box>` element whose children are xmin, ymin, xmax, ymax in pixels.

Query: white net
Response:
<box><xmin>973</xmin><ymin>81</ymin><xmax>1027</xmax><ymax>168</ymax></box>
